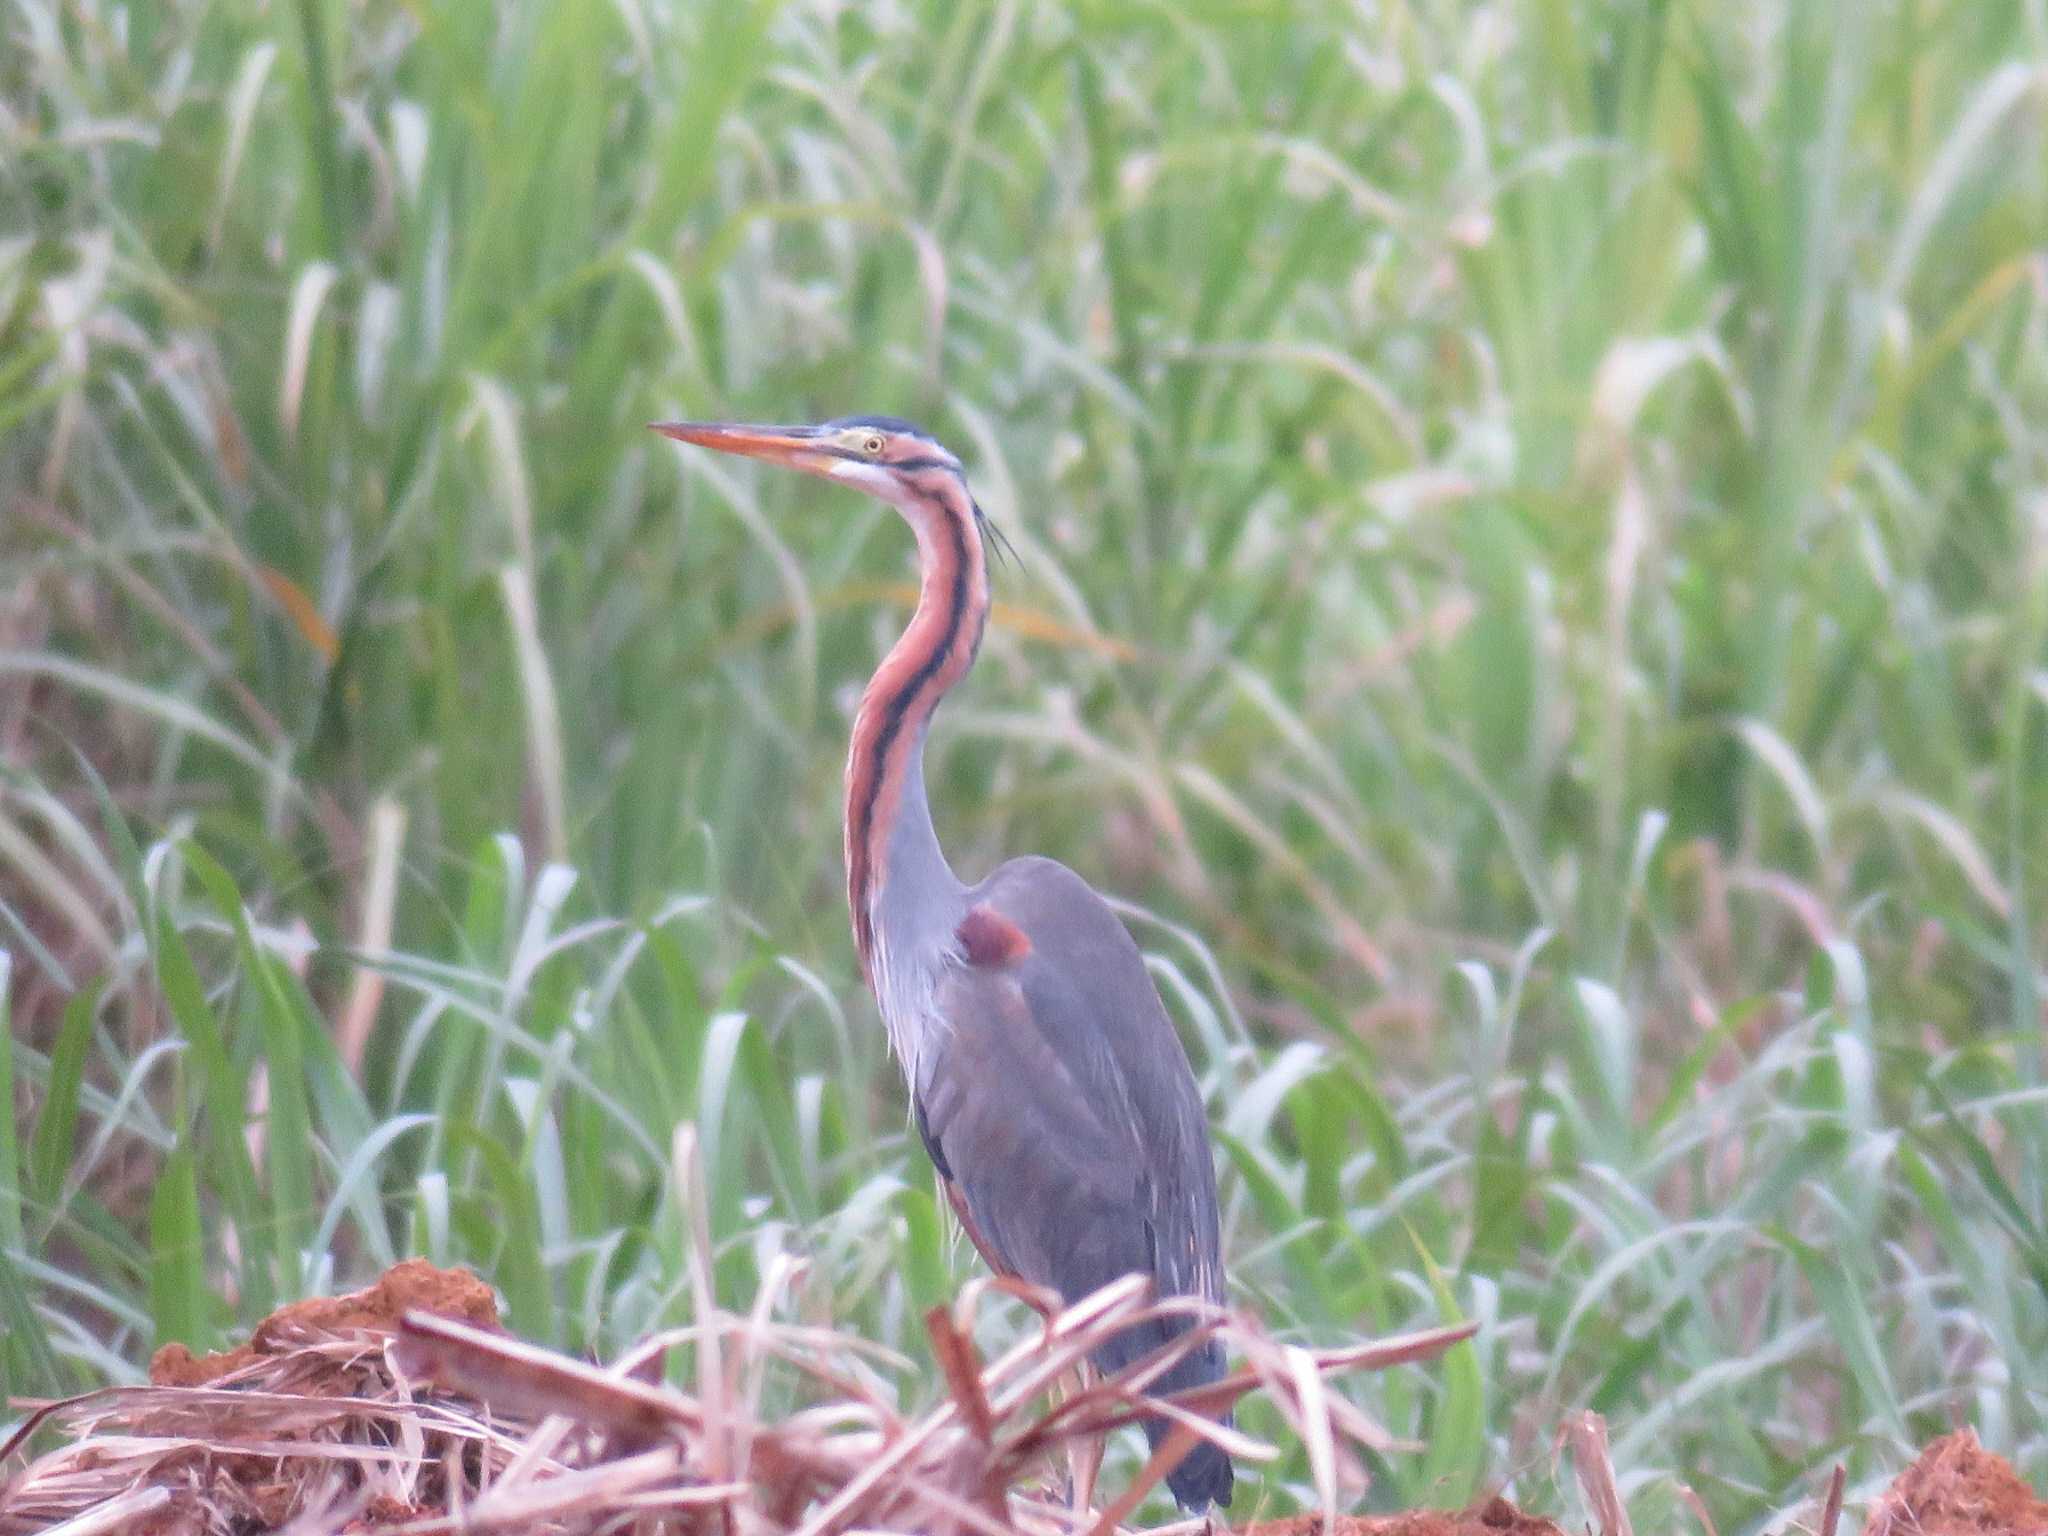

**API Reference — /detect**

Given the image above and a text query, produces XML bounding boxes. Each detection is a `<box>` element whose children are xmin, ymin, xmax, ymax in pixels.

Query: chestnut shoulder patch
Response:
<box><xmin>956</xmin><ymin>904</ymin><xmax>1032</xmax><ymax>969</ymax></box>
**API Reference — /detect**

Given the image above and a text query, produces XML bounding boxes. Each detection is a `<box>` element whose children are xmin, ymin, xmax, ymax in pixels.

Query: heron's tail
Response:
<box><xmin>1157</xmin><ymin>1426</ymin><xmax>1235</xmax><ymax>1510</ymax></box>
<box><xmin>1106</xmin><ymin>1325</ymin><xmax>1234</xmax><ymax>1510</ymax></box>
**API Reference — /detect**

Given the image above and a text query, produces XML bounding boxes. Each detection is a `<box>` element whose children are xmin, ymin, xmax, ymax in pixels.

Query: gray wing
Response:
<box><xmin>914</xmin><ymin>855</ymin><xmax>1235</xmax><ymax>1508</ymax></box>
<box><xmin>914</xmin><ymin>855</ymin><xmax>1226</xmax><ymax>1317</ymax></box>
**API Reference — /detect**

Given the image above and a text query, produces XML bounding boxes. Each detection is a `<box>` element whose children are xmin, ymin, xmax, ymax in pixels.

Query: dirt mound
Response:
<box><xmin>3</xmin><ymin>1261</ymin><xmax>503</xmax><ymax>1532</ymax></box>
<box><xmin>147</xmin><ymin>1257</ymin><xmax>500</xmax><ymax>1386</ymax></box>
<box><xmin>3</xmin><ymin>1258</ymin><xmax>1480</xmax><ymax>1534</ymax></box>
<box><xmin>1246</xmin><ymin>1496</ymin><xmax>1562</xmax><ymax>1535</ymax></box>
<box><xmin>16</xmin><ymin>1261</ymin><xmax>2043</xmax><ymax>1536</ymax></box>
<box><xmin>1864</xmin><ymin>1429</ymin><xmax>2048</xmax><ymax>1536</ymax></box>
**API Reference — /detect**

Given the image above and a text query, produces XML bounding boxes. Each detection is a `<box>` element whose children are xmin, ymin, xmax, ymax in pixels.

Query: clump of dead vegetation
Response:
<box><xmin>0</xmin><ymin>1251</ymin><xmax>1474</xmax><ymax>1535</ymax></box>
<box><xmin>10</xmin><ymin>1253</ymin><xmax>2042</xmax><ymax>1536</ymax></box>
<box><xmin>1861</xmin><ymin>1430</ymin><xmax>2048</xmax><ymax>1536</ymax></box>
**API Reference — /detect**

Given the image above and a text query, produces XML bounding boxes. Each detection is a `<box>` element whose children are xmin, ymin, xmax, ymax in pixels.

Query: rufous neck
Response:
<box><xmin>842</xmin><ymin>484</ymin><xmax>989</xmax><ymax>985</ymax></box>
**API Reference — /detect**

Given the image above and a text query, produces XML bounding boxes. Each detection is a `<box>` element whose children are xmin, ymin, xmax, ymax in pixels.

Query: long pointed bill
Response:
<box><xmin>650</xmin><ymin>421</ymin><xmax>840</xmax><ymax>476</ymax></box>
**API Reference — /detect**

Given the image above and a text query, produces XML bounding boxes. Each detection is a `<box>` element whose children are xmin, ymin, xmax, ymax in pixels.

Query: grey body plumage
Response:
<box><xmin>654</xmin><ymin>414</ymin><xmax>1233</xmax><ymax>1510</ymax></box>
<box><xmin>917</xmin><ymin>857</ymin><xmax>1233</xmax><ymax>1508</ymax></box>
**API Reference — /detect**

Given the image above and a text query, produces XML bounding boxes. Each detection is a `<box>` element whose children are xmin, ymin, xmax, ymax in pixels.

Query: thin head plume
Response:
<box><xmin>974</xmin><ymin>498</ymin><xmax>1022</xmax><ymax>576</ymax></box>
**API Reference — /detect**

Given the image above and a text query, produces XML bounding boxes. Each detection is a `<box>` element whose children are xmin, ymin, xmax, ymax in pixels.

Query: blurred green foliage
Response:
<box><xmin>2</xmin><ymin>0</ymin><xmax>2046</xmax><ymax>1528</ymax></box>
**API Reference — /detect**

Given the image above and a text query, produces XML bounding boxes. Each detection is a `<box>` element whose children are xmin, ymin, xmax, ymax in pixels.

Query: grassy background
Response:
<box><xmin>4</xmin><ymin>0</ymin><xmax>2047</xmax><ymax>1528</ymax></box>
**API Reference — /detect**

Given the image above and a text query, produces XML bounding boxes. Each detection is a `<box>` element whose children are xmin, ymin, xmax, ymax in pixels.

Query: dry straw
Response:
<box><xmin>1</xmin><ymin>1269</ymin><xmax>1470</xmax><ymax>1535</ymax></box>
<box><xmin>1</xmin><ymin>1132</ymin><xmax>1472</xmax><ymax>1533</ymax></box>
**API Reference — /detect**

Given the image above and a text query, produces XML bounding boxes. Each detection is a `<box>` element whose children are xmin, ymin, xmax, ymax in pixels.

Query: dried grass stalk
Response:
<box><xmin>0</xmin><ymin>1251</ymin><xmax>1473</xmax><ymax>1536</ymax></box>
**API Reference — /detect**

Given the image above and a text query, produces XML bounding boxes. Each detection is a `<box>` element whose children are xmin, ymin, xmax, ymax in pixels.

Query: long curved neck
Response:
<box><xmin>844</xmin><ymin>473</ymin><xmax>989</xmax><ymax>988</ymax></box>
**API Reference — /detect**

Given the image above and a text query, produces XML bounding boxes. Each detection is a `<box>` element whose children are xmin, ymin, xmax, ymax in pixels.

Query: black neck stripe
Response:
<box><xmin>850</xmin><ymin>485</ymin><xmax>980</xmax><ymax>909</ymax></box>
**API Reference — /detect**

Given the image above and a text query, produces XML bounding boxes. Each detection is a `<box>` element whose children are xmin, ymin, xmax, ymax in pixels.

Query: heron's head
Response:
<box><xmin>651</xmin><ymin>415</ymin><xmax>962</xmax><ymax>515</ymax></box>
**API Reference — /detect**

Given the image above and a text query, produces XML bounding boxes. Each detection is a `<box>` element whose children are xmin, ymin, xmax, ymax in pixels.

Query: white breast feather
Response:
<box><xmin>868</xmin><ymin>898</ymin><xmax>955</xmax><ymax>1084</ymax></box>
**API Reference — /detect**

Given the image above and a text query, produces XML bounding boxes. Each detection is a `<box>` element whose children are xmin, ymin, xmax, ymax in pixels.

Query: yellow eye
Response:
<box><xmin>863</xmin><ymin>434</ymin><xmax>885</xmax><ymax>456</ymax></box>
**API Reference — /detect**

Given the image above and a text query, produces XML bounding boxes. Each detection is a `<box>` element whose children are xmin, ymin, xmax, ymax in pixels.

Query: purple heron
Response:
<box><xmin>655</xmin><ymin>416</ymin><xmax>1232</xmax><ymax>1510</ymax></box>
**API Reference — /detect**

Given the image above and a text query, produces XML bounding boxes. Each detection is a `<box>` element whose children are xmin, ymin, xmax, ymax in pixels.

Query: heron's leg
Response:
<box><xmin>1064</xmin><ymin>1359</ymin><xmax>1102</xmax><ymax>1518</ymax></box>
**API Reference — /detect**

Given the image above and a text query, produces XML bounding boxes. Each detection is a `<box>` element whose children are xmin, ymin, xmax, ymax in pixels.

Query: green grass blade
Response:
<box><xmin>29</xmin><ymin>981</ymin><xmax>99</xmax><ymax>1233</ymax></box>
<box><xmin>184</xmin><ymin>845</ymin><xmax>314</xmax><ymax>1296</ymax></box>
<box><xmin>1410</xmin><ymin>1234</ymin><xmax>1483</xmax><ymax>1508</ymax></box>
<box><xmin>148</xmin><ymin>1142</ymin><xmax>209</xmax><ymax>1352</ymax></box>
<box><xmin>0</xmin><ymin>952</ymin><xmax>20</xmax><ymax>1252</ymax></box>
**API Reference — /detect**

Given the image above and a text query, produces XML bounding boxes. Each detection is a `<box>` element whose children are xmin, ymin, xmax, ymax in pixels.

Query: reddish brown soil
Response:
<box><xmin>148</xmin><ymin>1257</ymin><xmax>499</xmax><ymax>1386</ymax></box>
<box><xmin>1244</xmin><ymin>1498</ymin><xmax>1562</xmax><ymax>1536</ymax></box>
<box><xmin>1864</xmin><ymin>1430</ymin><xmax>2048</xmax><ymax>1536</ymax></box>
